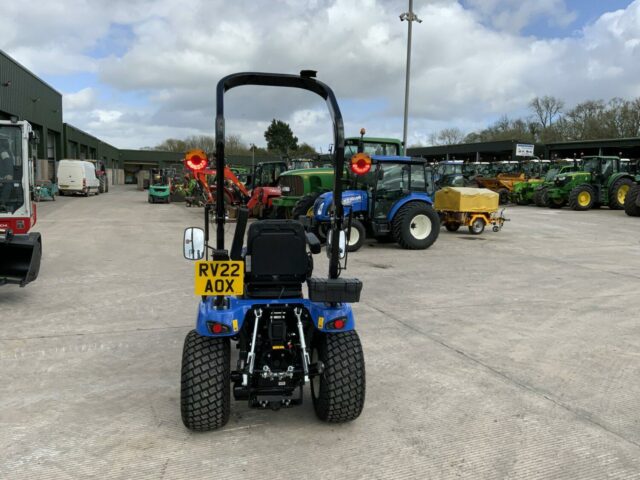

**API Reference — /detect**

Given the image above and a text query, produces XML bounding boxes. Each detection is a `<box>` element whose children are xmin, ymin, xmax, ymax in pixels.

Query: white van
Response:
<box><xmin>57</xmin><ymin>160</ymin><xmax>101</xmax><ymax>196</ymax></box>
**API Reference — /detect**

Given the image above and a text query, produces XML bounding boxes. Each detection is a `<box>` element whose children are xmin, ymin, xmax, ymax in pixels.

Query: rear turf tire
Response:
<box><xmin>392</xmin><ymin>202</ymin><xmax>440</xmax><ymax>250</ymax></box>
<box><xmin>311</xmin><ymin>331</ymin><xmax>365</xmax><ymax>423</ymax></box>
<box><xmin>181</xmin><ymin>330</ymin><xmax>230</xmax><ymax>431</ymax></box>
<box><xmin>568</xmin><ymin>184</ymin><xmax>595</xmax><ymax>211</ymax></box>
<box><xmin>609</xmin><ymin>178</ymin><xmax>634</xmax><ymax>210</ymax></box>
<box><xmin>624</xmin><ymin>184</ymin><xmax>640</xmax><ymax>217</ymax></box>
<box><xmin>346</xmin><ymin>219</ymin><xmax>366</xmax><ymax>252</ymax></box>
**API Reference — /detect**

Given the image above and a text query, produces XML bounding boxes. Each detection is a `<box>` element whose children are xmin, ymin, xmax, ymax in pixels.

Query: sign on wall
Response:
<box><xmin>515</xmin><ymin>144</ymin><xmax>535</xmax><ymax>157</ymax></box>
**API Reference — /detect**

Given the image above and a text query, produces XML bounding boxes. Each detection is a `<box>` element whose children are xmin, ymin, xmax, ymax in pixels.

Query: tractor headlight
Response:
<box><xmin>316</xmin><ymin>201</ymin><xmax>325</xmax><ymax>216</ymax></box>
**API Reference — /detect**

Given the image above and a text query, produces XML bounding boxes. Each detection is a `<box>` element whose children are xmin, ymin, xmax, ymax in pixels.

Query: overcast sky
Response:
<box><xmin>1</xmin><ymin>0</ymin><xmax>638</xmax><ymax>150</ymax></box>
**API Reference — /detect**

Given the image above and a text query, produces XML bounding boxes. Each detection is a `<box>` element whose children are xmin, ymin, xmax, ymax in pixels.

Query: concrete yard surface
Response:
<box><xmin>1</xmin><ymin>186</ymin><xmax>639</xmax><ymax>479</ymax></box>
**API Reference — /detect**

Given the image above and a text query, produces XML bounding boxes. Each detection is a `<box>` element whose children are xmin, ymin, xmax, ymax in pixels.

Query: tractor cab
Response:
<box><xmin>0</xmin><ymin>119</ymin><xmax>42</xmax><ymax>287</ymax></box>
<box><xmin>578</xmin><ymin>156</ymin><xmax>621</xmax><ymax>180</ymax></box>
<box><xmin>247</xmin><ymin>161</ymin><xmax>288</xmax><ymax>189</ymax></box>
<box><xmin>521</xmin><ymin>159</ymin><xmax>551</xmax><ymax>179</ymax></box>
<box><xmin>433</xmin><ymin>160</ymin><xmax>464</xmax><ymax>190</ymax></box>
<box><xmin>344</xmin><ymin>136</ymin><xmax>404</xmax><ymax>158</ymax></box>
<box><xmin>463</xmin><ymin>161</ymin><xmax>492</xmax><ymax>181</ymax></box>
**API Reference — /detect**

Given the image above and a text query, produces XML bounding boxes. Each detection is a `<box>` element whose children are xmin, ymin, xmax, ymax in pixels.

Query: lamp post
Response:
<box><xmin>400</xmin><ymin>0</ymin><xmax>422</xmax><ymax>149</ymax></box>
<box><xmin>250</xmin><ymin>143</ymin><xmax>256</xmax><ymax>171</ymax></box>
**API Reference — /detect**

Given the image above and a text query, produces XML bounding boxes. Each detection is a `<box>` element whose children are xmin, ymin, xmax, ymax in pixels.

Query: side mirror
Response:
<box><xmin>183</xmin><ymin>227</ymin><xmax>205</xmax><ymax>260</ymax></box>
<box><xmin>326</xmin><ymin>229</ymin><xmax>347</xmax><ymax>259</ymax></box>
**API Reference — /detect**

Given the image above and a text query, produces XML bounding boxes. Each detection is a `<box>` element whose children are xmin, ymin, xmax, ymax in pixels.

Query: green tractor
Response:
<box><xmin>148</xmin><ymin>168</ymin><xmax>172</xmax><ymax>203</ymax></box>
<box><xmin>545</xmin><ymin>156</ymin><xmax>638</xmax><ymax>210</ymax></box>
<box><xmin>507</xmin><ymin>160</ymin><xmax>555</xmax><ymax>205</ymax></box>
<box><xmin>273</xmin><ymin>135</ymin><xmax>404</xmax><ymax>219</ymax></box>
<box><xmin>532</xmin><ymin>161</ymin><xmax>581</xmax><ymax>207</ymax></box>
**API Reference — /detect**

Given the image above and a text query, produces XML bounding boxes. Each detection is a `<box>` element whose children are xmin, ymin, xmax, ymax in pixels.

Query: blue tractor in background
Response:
<box><xmin>311</xmin><ymin>153</ymin><xmax>440</xmax><ymax>252</ymax></box>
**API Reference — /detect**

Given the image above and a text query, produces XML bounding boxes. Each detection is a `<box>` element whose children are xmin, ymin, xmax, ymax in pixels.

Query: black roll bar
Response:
<box><xmin>215</xmin><ymin>72</ymin><xmax>346</xmax><ymax>279</ymax></box>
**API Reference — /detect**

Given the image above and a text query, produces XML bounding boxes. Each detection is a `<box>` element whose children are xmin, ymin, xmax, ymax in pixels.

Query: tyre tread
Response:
<box><xmin>313</xmin><ymin>331</ymin><xmax>365</xmax><ymax>423</ymax></box>
<box><xmin>180</xmin><ymin>330</ymin><xmax>230</xmax><ymax>431</ymax></box>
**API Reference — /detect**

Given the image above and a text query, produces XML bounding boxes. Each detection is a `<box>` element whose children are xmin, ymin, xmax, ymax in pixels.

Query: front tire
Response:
<box><xmin>568</xmin><ymin>184</ymin><xmax>595</xmax><ymax>211</ymax></box>
<box><xmin>180</xmin><ymin>330</ymin><xmax>230</xmax><ymax>431</ymax></box>
<box><xmin>624</xmin><ymin>184</ymin><xmax>640</xmax><ymax>217</ymax></box>
<box><xmin>392</xmin><ymin>202</ymin><xmax>440</xmax><ymax>250</ymax></box>
<box><xmin>346</xmin><ymin>219</ymin><xmax>366</xmax><ymax>252</ymax></box>
<box><xmin>311</xmin><ymin>331</ymin><xmax>365</xmax><ymax>423</ymax></box>
<box><xmin>534</xmin><ymin>187</ymin><xmax>549</xmax><ymax>207</ymax></box>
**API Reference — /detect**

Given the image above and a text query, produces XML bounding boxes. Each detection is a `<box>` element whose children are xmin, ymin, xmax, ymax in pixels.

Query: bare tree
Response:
<box><xmin>529</xmin><ymin>96</ymin><xmax>564</xmax><ymax>128</ymax></box>
<box><xmin>154</xmin><ymin>134</ymin><xmax>252</xmax><ymax>155</ymax></box>
<box><xmin>429</xmin><ymin>127</ymin><xmax>465</xmax><ymax>145</ymax></box>
<box><xmin>154</xmin><ymin>138</ymin><xmax>188</xmax><ymax>152</ymax></box>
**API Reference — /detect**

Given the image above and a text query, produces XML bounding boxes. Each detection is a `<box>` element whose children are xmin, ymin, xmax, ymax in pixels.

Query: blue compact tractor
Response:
<box><xmin>311</xmin><ymin>154</ymin><xmax>440</xmax><ymax>252</ymax></box>
<box><xmin>179</xmin><ymin>71</ymin><xmax>365</xmax><ymax>431</ymax></box>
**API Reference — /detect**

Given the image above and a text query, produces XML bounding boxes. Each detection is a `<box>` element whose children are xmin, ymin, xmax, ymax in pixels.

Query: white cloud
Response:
<box><xmin>3</xmin><ymin>0</ymin><xmax>639</xmax><ymax>150</ymax></box>
<box><xmin>63</xmin><ymin>88</ymin><xmax>98</xmax><ymax>111</ymax></box>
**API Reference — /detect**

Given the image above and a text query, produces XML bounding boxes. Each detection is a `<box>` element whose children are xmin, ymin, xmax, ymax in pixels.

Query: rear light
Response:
<box><xmin>185</xmin><ymin>149</ymin><xmax>208</xmax><ymax>172</ymax></box>
<box><xmin>350</xmin><ymin>153</ymin><xmax>372</xmax><ymax>175</ymax></box>
<box><xmin>325</xmin><ymin>317</ymin><xmax>347</xmax><ymax>330</ymax></box>
<box><xmin>83</xmin><ymin>178</ymin><xmax>87</xmax><ymax>187</ymax></box>
<box><xmin>208</xmin><ymin>321</ymin><xmax>230</xmax><ymax>334</ymax></box>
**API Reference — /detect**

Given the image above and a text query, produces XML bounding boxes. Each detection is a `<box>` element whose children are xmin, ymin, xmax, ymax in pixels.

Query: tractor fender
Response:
<box><xmin>469</xmin><ymin>213</ymin><xmax>490</xmax><ymax>225</ymax></box>
<box><xmin>387</xmin><ymin>193</ymin><xmax>433</xmax><ymax>222</ymax></box>
<box><xmin>606</xmin><ymin>173</ymin><xmax>635</xmax><ymax>188</ymax></box>
<box><xmin>314</xmin><ymin>190</ymin><xmax>368</xmax><ymax>221</ymax></box>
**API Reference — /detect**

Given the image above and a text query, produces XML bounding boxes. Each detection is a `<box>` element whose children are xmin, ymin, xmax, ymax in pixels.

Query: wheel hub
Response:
<box><xmin>617</xmin><ymin>185</ymin><xmax>629</xmax><ymax>204</ymax></box>
<box><xmin>578</xmin><ymin>191</ymin><xmax>591</xmax><ymax>207</ymax></box>
<box><xmin>348</xmin><ymin>226</ymin><xmax>360</xmax><ymax>246</ymax></box>
<box><xmin>410</xmin><ymin>214</ymin><xmax>431</xmax><ymax>240</ymax></box>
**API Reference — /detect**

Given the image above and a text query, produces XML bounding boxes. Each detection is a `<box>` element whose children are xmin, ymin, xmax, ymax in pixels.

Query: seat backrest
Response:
<box><xmin>245</xmin><ymin>220</ymin><xmax>310</xmax><ymax>283</ymax></box>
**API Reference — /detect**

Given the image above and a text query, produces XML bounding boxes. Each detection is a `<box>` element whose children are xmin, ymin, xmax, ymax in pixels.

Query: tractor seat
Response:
<box><xmin>244</xmin><ymin>220</ymin><xmax>316</xmax><ymax>298</ymax></box>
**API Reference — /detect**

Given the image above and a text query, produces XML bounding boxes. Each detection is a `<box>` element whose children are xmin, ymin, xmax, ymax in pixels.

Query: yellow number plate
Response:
<box><xmin>194</xmin><ymin>261</ymin><xmax>244</xmax><ymax>296</ymax></box>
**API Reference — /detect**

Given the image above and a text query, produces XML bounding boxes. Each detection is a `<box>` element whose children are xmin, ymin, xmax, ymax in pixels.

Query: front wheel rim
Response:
<box><xmin>617</xmin><ymin>185</ymin><xmax>629</xmax><ymax>204</ymax></box>
<box><xmin>578</xmin><ymin>191</ymin><xmax>591</xmax><ymax>207</ymax></box>
<box><xmin>410</xmin><ymin>214</ymin><xmax>431</xmax><ymax>240</ymax></box>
